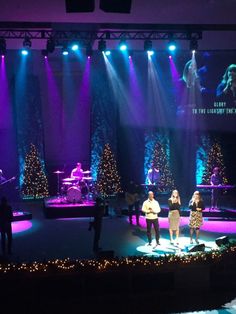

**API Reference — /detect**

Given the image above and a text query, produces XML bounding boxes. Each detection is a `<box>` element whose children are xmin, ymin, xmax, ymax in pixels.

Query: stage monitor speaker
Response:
<box><xmin>100</xmin><ymin>0</ymin><xmax>132</xmax><ymax>13</ymax></box>
<box><xmin>97</xmin><ymin>250</ymin><xmax>114</xmax><ymax>259</ymax></box>
<box><xmin>65</xmin><ymin>0</ymin><xmax>95</xmax><ymax>12</ymax></box>
<box><xmin>188</xmin><ymin>243</ymin><xmax>205</xmax><ymax>253</ymax></box>
<box><xmin>215</xmin><ymin>236</ymin><xmax>229</xmax><ymax>247</ymax></box>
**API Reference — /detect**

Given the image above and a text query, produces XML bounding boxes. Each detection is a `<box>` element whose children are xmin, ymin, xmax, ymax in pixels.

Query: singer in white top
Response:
<box><xmin>142</xmin><ymin>191</ymin><xmax>161</xmax><ymax>248</ymax></box>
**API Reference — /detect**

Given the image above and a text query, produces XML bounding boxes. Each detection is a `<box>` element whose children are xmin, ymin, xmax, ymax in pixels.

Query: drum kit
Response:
<box><xmin>53</xmin><ymin>169</ymin><xmax>93</xmax><ymax>203</ymax></box>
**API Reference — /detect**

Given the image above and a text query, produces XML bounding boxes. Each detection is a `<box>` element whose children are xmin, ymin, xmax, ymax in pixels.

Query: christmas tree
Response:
<box><xmin>22</xmin><ymin>144</ymin><xmax>49</xmax><ymax>199</ymax></box>
<box><xmin>96</xmin><ymin>144</ymin><xmax>122</xmax><ymax>197</ymax></box>
<box><xmin>201</xmin><ymin>142</ymin><xmax>228</xmax><ymax>184</ymax></box>
<box><xmin>151</xmin><ymin>142</ymin><xmax>175</xmax><ymax>192</ymax></box>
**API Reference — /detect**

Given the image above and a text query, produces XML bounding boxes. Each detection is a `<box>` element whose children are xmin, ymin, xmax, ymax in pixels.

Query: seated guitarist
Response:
<box><xmin>125</xmin><ymin>181</ymin><xmax>141</xmax><ymax>226</ymax></box>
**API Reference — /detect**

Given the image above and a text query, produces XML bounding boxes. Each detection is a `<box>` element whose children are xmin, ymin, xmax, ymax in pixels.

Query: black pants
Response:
<box><xmin>146</xmin><ymin>218</ymin><xmax>159</xmax><ymax>244</ymax></box>
<box><xmin>211</xmin><ymin>189</ymin><xmax>220</xmax><ymax>208</ymax></box>
<box><xmin>93</xmin><ymin>218</ymin><xmax>103</xmax><ymax>252</ymax></box>
<box><xmin>128</xmin><ymin>201</ymin><xmax>140</xmax><ymax>224</ymax></box>
<box><xmin>1</xmin><ymin>225</ymin><xmax>12</xmax><ymax>254</ymax></box>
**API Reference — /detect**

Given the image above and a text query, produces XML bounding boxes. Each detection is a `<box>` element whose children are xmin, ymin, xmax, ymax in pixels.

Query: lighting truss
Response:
<box><xmin>0</xmin><ymin>29</ymin><xmax>202</xmax><ymax>41</ymax></box>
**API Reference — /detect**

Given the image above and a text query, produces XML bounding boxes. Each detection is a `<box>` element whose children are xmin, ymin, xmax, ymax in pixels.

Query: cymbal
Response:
<box><xmin>53</xmin><ymin>170</ymin><xmax>64</xmax><ymax>174</ymax></box>
<box><xmin>82</xmin><ymin>177</ymin><xmax>92</xmax><ymax>180</ymax></box>
<box><xmin>62</xmin><ymin>177</ymin><xmax>76</xmax><ymax>182</ymax></box>
<box><xmin>82</xmin><ymin>170</ymin><xmax>91</xmax><ymax>174</ymax></box>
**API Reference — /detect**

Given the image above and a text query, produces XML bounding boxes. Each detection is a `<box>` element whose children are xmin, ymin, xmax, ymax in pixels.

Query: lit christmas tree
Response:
<box><xmin>201</xmin><ymin>142</ymin><xmax>228</xmax><ymax>184</ymax></box>
<box><xmin>152</xmin><ymin>142</ymin><xmax>175</xmax><ymax>192</ymax></box>
<box><xmin>22</xmin><ymin>144</ymin><xmax>49</xmax><ymax>199</ymax></box>
<box><xmin>97</xmin><ymin>144</ymin><xmax>122</xmax><ymax>197</ymax></box>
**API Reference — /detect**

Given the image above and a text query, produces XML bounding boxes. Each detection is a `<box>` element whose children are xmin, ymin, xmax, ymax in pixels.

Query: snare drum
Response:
<box><xmin>67</xmin><ymin>186</ymin><xmax>82</xmax><ymax>203</ymax></box>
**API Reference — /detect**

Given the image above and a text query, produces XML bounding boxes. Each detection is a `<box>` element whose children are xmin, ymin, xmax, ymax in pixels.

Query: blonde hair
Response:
<box><xmin>169</xmin><ymin>189</ymin><xmax>181</xmax><ymax>205</ymax></box>
<box><xmin>191</xmin><ymin>190</ymin><xmax>203</xmax><ymax>204</ymax></box>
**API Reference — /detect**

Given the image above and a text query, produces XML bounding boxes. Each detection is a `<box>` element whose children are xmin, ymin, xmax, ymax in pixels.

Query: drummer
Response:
<box><xmin>71</xmin><ymin>162</ymin><xmax>84</xmax><ymax>181</ymax></box>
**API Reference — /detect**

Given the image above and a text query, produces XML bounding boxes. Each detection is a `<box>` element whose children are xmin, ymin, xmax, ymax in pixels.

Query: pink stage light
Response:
<box><xmin>12</xmin><ymin>221</ymin><xmax>33</xmax><ymax>234</ymax></box>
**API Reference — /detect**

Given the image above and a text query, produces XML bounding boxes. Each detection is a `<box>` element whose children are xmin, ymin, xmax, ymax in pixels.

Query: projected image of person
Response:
<box><xmin>216</xmin><ymin>64</ymin><xmax>236</xmax><ymax>106</ymax></box>
<box><xmin>183</xmin><ymin>59</ymin><xmax>203</xmax><ymax>91</ymax></box>
<box><xmin>146</xmin><ymin>163</ymin><xmax>160</xmax><ymax>186</ymax></box>
<box><xmin>177</xmin><ymin>56</ymin><xmax>206</xmax><ymax>113</ymax></box>
<box><xmin>189</xmin><ymin>191</ymin><xmax>205</xmax><ymax>244</ymax></box>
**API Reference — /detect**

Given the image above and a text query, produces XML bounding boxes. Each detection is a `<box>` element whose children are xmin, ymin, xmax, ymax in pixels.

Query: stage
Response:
<box><xmin>43</xmin><ymin>197</ymin><xmax>96</xmax><ymax>218</ymax></box>
<box><xmin>42</xmin><ymin>194</ymin><xmax>236</xmax><ymax>221</ymax></box>
<box><xmin>13</xmin><ymin>210</ymin><xmax>32</xmax><ymax>222</ymax></box>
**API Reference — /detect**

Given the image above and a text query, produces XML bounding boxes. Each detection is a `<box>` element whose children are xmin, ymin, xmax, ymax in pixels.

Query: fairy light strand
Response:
<box><xmin>0</xmin><ymin>243</ymin><xmax>235</xmax><ymax>275</ymax></box>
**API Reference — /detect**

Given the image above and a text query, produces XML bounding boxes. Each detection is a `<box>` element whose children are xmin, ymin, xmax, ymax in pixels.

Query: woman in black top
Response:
<box><xmin>189</xmin><ymin>191</ymin><xmax>205</xmax><ymax>244</ymax></box>
<box><xmin>168</xmin><ymin>190</ymin><xmax>181</xmax><ymax>245</ymax></box>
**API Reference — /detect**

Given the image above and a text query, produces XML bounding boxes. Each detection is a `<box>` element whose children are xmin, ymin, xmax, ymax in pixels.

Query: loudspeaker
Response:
<box><xmin>215</xmin><ymin>236</ymin><xmax>229</xmax><ymax>247</ymax></box>
<box><xmin>188</xmin><ymin>243</ymin><xmax>205</xmax><ymax>252</ymax></box>
<box><xmin>65</xmin><ymin>0</ymin><xmax>95</xmax><ymax>12</ymax></box>
<box><xmin>97</xmin><ymin>250</ymin><xmax>114</xmax><ymax>259</ymax></box>
<box><xmin>100</xmin><ymin>0</ymin><xmax>132</xmax><ymax>13</ymax></box>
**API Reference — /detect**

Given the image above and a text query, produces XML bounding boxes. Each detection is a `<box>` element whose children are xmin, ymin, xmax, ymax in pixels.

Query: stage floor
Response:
<box><xmin>3</xmin><ymin>199</ymin><xmax>235</xmax><ymax>263</ymax></box>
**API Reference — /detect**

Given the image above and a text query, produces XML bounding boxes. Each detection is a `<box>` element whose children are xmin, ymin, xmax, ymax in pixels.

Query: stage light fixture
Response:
<box><xmin>144</xmin><ymin>40</ymin><xmax>154</xmax><ymax>56</ymax></box>
<box><xmin>188</xmin><ymin>243</ymin><xmax>205</xmax><ymax>253</ymax></box>
<box><xmin>215</xmin><ymin>236</ymin><xmax>230</xmax><ymax>247</ymax></box>
<box><xmin>128</xmin><ymin>50</ymin><xmax>133</xmax><ymax>58</ymax></box>
<box><xmin>21</xmin><ymin>37</ymin><xmax>31</xmax><ymax>55</ymax></box>
<box><xmin>104</xmin><ymin>50</ymin><xmax>111</xmax><ymax>56</ymax></box>
<box><xmin>168</xmin><ymin>41</ymin><xmax>176</xmax><ymax>52</ymax></box>
<box><xmin>0</xmin><ymin>38</ymin><xmax>6</xmax><ymax>56</ymax></box>
<box><xmin>190</xmin><ymin>39</ymin><xmax>198</xmax><ymax>52</ymax></box>
<box><xmin>21</xmin><ymin>49</ymin><xmax>29</xmax><ymax>56</ymax></box>
<box><xmin>23</xmin><ymin>37</ymin><xmax>32</xmax><ymax>49</ymax></box>
<box><xmin>46</xmin><ymin>38</ymin><xmax>55</xmax><ymax>53</ymax></box>
<box><xmin>41</xmin><ymin>49</ymin><xmax>48</xmax><ymax>58</ymax></box>
<box><xmin>98</xmin><ymin>39</ymin><xmax>106</xmax><ymax>52</ymax></box>
<box><xmin>62</xmin><ymin>44</ymin><xmax>69</xmax><ymax>55</ymax></box>
<box><xmin>71</xmin><ymin>43</ymin><xmax>79</xmax><ymax>51</ymax></box>
<box><xmin>86</xmin><ymin>43</ymin><xmax>93</xmax><ymax>58</ymax></box>
<box><xmin>147</xmin><ymin>50</ymin><xmax>154</xmax><ymax>57</ymax></box>
<box><xmin>119</xmin><ymin>40</ymin><xmax>127</xmax><ymax>51</ymax></box>
<box><xmin>98</xmin><ymin>40</ymin><xmax>111</xmax><ymax>56</ymax></box>
<box><xmin>144</xmin><ymin>40</ymin><xmax>152</xmax><ymax>51</ymax></box>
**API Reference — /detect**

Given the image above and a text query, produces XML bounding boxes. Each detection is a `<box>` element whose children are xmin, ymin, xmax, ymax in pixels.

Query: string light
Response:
<box><xmin>22</xmin><ymin>143</ymin><xmax>49</xmax><ymax>199</ymax></box>
<box><xmin>97</xmin><ymin>143</ymin><xmax>122</xmax><ymax>196</ymax></box>
<box><xmin>152</xmin><ymin>142</ymin><xmax>175</xmax><ymax>192</ymax></box>
<box><xmin>201</xmin><ymin>141</ymin><xmax>228</xmax><ymax>184</ymax></box>
<box><xmin>0</xmin><ymin>243</ymin><xmax>234</xmax><ymax>275</ymax></box>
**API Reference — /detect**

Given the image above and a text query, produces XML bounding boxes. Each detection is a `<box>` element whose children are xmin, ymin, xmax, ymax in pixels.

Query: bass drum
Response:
<box><xmin>67</xmin><ymin>186</ymin><xmax>82</xmax><ymax>203</ymax></box>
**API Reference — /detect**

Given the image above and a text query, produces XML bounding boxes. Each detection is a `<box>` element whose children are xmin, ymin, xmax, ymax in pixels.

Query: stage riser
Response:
<box><xmin>43</xmin><ymin>205</ymin><xmax>95</xmax><ymax>219</ymax></box>
<box><xmin>121</xmin><ymin>208</ymin><xmax>236</xmax><ymax>220</ymax></box>
<box><xmin>13</xmin><ymin>212</ymin><xmax>32</xmax><ymax>221</ymax></box>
